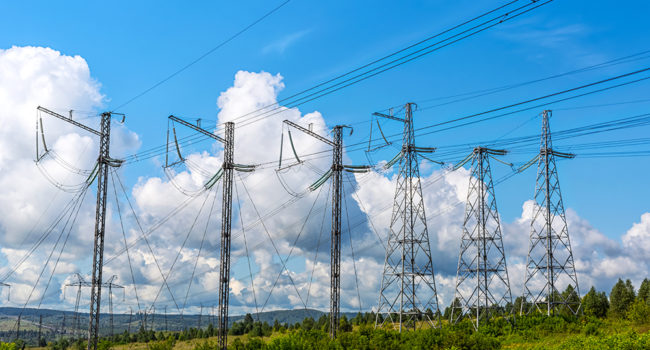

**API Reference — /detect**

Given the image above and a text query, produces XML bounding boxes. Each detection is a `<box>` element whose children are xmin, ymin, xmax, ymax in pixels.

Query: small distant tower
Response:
<box><xmin>521</xmin><ymin>110</ymin><xmax>580</xmax><ymax>315</ymax></box>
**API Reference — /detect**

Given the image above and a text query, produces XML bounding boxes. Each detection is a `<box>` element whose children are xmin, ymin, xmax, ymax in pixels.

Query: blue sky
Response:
<box><xmin>2</xmin><ymin>0</ymin><xmax>650</xmax><ymax>313</ymax></box>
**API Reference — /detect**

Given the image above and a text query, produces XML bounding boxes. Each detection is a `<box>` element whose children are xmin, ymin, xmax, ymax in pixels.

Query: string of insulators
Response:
<box><xmin>309</xmin><ymin>169</ymin><xmax>332</xmax><ymax>191</ymax></box>
<box><xmin>384</xmin><ymin>151</ymin><xmax>404</xmax><ymax>169</ymax></box>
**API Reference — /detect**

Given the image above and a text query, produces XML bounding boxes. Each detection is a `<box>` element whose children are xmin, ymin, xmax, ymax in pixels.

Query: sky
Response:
<box><xmin>1</xmin><ymin>0</ymin><xmax>650</xmax><ymax>319</ymax></box>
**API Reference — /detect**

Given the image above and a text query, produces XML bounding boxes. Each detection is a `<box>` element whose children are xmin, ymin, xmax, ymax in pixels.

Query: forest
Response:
<box><xmin>3</xmin><ymin>278</ymin><xmax>645</xmax><ymax>349</ymax></box>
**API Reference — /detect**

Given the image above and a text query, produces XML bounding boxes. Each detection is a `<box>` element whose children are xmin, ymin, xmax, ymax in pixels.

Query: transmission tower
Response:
<box><xmin>38</xmin><ymin>315</ymin><xmax>43</xmax><ymax>344</ymax></box>
<box><xmin>59</xmin><ymin>313</ymin><xmax>67</xmax><ymax>336</ymax></box>
<box><xmin>167</xmin><ymin>116</ymin><xmax>254</xmax><ymax>349</ymax></box>
<box><xmin>127</xmin><ymin>307</ymin><xmax>133</xmax><ymax>334</ymax></box>
<box><xmin>65</xmin><ymin>273</ymin><xmax>124</xmax><ymax>338</ymax></box>
<box><xmin>37</xmin><ymin>106</ymin><xmax>124</xmax><ymax>350</ymax></box>
<box><xmin>450</xmin><ymin>147</ymin><xmax>512</xmax><ymax>328</ymax></box>
<box><xmin>521</xmin><ymin>110</ymin><xmax>580</xmax><ymax>315</ymax></box>
<box><xmin>282</xmin><ymin>121</ymin><xmax>354</xmax><ymax>338</ymax></box>
<box><xmin>65</xmin><ymin>273</ymin><xmax>89</xmax><ymax>337</ymax></box>
<box><xmin>374</xmin><ymin>103</ymin><xmax>440</xmax><ymax>331</ymax></box>
<box><xmin>104</xmin><ymin>275</ymin><xmax>125</xmax><ymax>336</ymax></box>
<box><xmin>150</xmin><ymin>306</ymin><xmax>156</xmax><ymax>331</ymax></box>
<box><xmin>198</xmin><ymin>304</ymin><xmax>203</xmax><ymax>329</ymax></box>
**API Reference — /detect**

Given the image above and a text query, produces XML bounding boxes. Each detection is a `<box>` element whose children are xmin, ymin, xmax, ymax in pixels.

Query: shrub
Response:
<box><xmin>627</xmin><ymin>299</ymin><xmax>650</xmax><ymax>324</ymax></box>
<box><xmin>147</xmin><ymin>337</ymin><xmax>175</xmax><ymax>350</ymax></box>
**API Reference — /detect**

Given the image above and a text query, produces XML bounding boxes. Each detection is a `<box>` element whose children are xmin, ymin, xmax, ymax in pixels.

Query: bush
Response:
<box><xmin>610</xmin><ymin>279</ymin><xmax>636</xmax><ymax>318</ymax></box>
<box><xmin>147</xmin><ymin>337</ymin><xmax>175</xmax><ymax>350</ymax></box>
<box><xmin>582</xmin><ymin>286</ymin><xmax>609</xmax><ymax>318</ymax></box>
<box><xmin>0</xmin><ymin>343</ymin><xmax>16</xmax><ymax>350</ymax></box>
<box><xmin>97</xmin><ymin>340</ymin><xmax>113</xmax><ymax>350</ymax></box>
<box><xmin>627</xmin><ymin>299</ymin><xmax>650</xmax><ymax>324</ymax></box>
<box><xmin>560</xmin><ymin>331</ymin><xmax>650</xmax><ymax>349</ymax></box>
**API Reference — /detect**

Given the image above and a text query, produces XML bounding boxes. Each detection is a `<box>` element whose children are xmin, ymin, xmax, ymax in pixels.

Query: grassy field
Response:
<box><xmin>14</xmin><ymin>316</ymin><xmax>650</xmax><ymax>349</ymax></box>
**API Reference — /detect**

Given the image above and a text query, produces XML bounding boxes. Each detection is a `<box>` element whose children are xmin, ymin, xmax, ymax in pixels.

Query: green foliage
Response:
<box><xmin>582</xmin><ymin>286</ymin><xmax>609</xmax><ymax>318</ymax></box>
<box><xmin>97</xmin><ymin>339</ymin><xmax>113</xmax><ymax>350</ymax></box>
<box><xmin>610</xmin><ymin>278</ymin><xmax>636</xmax><ymax>318</ymax></box>
<box><xmin>339</xmin><ymin>315</ymin><xmax>352</xmax><ymax>332</ymax></box>
<box><xmin>559</xmin><ymin>284</ymin><xmax>581</xmax><ymax>316</ymax></box>
<box><xmin>627</xmin><ymin>299</ymin><xmax>650</xmax><ymax>324</ymax></box>
<box><xmin>193</xmin><ymin>340</ymin><xmax>217</xmax><ymax>350</ymax></box>
<box><xmin>147</xmin><ymin>336</ymin><xmax>175</xmax><ymax>350</ymax></box>
<box><xmin>443</xmin><ymin>297</ymin><xmax>462</xmax><ymax>320</ymax></box>
<box><xmin>559</xmin><ymin>331</ymin><xmax>650</xmax><ymax>349</ymax></box>
<box><xmin>0</xmin><ymin>343</ymin><xmax>16</xmax><ymax>350</ymax></box>
<box><xmin>638</xmin><ymin>278</ymin><xmax>650</xmax><ymax>304</ymax></box>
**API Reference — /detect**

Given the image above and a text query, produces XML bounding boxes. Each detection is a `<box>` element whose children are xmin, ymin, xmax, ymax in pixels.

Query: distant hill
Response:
<box><xmin>0</xmin><ymin>306</ymin><xmax>359</xmax><ymax>337</ymax></box>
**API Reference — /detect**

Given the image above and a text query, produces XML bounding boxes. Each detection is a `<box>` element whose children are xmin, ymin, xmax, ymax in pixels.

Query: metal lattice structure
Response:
<box><xmin>65</xmin><ymin>273</ymin><xmax>124</xmax><ymax>338</ymax></box>
<box><xmin>451</xmin><ymin>147</ymin><xmax>512</xmax><ymax>328</ymax></box>
<box><xmin>65</xmin><ymin>273</ymin><xmax>87</xmax><ymax>337</ymax></box>
<box><xmin>330</xmin><ymin>126</ymin><xmax>343</xmax><ymax>339</ymax></box>
<box><xmin>217</xmin><ymin>122</ymin><xmax>234</xmax><ymax>349</ymax></box>
<box><xmin>88</xmin><ymin>112</ymin><xmax>112</xmax><ymax>350</ymax></box>
<box><xmin>521</xmin><ymin>110</ymin><xmax>580</xmax><ymax>316</ymax></box>
<box><xmin>375</xmin><ymin>103</ymin><xmax>440</xmax><ymax>331</ymax></box>
<box><xmin>104</xmin><ymin>276</ymin><xmax>125</xmax><ymax>336</ymax></box>
<box><xmin>167</xmin><ymin>116</ymin><xmax>254</xmax><ymax>348</ymax></box>
<box><xmin>37</xmin><ymin>107</ymin><xmax>124</xmax><ymax>350</ymax></box>
<box><xmin>281</xmin><ymin>121</ymin><xmax>349</xmax><ymax>338</ymax></box>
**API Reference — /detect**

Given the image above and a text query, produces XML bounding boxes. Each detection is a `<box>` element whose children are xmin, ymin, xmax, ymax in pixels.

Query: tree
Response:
<box><xmin>582</xmin><ymin>286</ymin><xmax>609</xmax><ymax>318</ymax></box>
<box><xmin>627</xmin><ymin>299</ymin><xmax>650</xmax><ymax>324</ymax></box>
<box><xmin>301</xmin><ymin>317</ymin><xmax>315</xmax><ymax>331</ymax></box>
<box><xmin>560</xmin><ymin>284</ymin><xmax>581</xmax><ymax>316</ymax></box>
<box><xmin>340</xmin><ymin>315</ymin><xmax>352</xmax><ymax>332</ymax></box>
<box><xmin>444</xmin><ymin>298</ymin><xmax>462</xmax><ymax>320</ymax></box>
<box><xmin>243</xmin><ymin>313</ymin><xmax>254</xmax><ymax>333</ymax></box>
<box><xmin>637</xmin><ymin>278</ymin><xmax>650</xmax><ymax>304</ymax></box>
<box><xmin>610</xmin><ymin>278</ymin><xmax>635</xmax><ymax>318</ymax></box>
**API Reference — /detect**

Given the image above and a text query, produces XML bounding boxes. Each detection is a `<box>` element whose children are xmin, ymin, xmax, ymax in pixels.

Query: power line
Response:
<box><xmin>111</xmin><ymin>0</ymin><xmax>292</xmax><ymax>111</ymax></box>
<box><xmin>120</xmin><ymin>63</ymin><xmax>650</xmax><ymax>169</ymax></box>
<box><xmin>119</xmin><ymin>0</ymin><xmax>551</xmax><ymax>164</ymax></box>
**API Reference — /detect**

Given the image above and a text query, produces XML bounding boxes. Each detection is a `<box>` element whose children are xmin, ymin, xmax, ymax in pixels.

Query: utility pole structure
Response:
<box><xmin>61</xmin><ymin>313</ymin><xmax>67</xmax><ymax>336</ymax></box>
<box><xmin>38</xmin><ymin>315</ymin><xmax>43</xmax><ymax>344</ymax></box>
<box><xmin>198</xmin><ymin>304</ymin><xmax>203</xmax><ymax>329</ymax></box>
<box><xmin>104</xmin><ymin>275</ymin><xmax>125</xmax><ymax>337</ymax></box>
<box><xmin>374</xmin><ymin>103</ymin><xmax>440</xmax><ymax>331</ymax></box>
<box><xmin>37</xmin><ymin>106</ymin><xmax>124</xmax><ymax>350</ymax></box>
<box><xmin>15</xmin><ymin>314</ymin><xmax>21</xmax><ymax>342</ymax></box>
<box><xmin>451</xmin><ymin>147</ymin><xmax>512</xmax><ymax>328</ymax></box>
<box><xmin>167</xmin><ymin>116</ymin><xmax>254</xmax><ymax>349</ymax></box>
<box><xmin>330</xmin><ymin>126</ymin><xmax>343</xmax><ymax>339</ymax></box>
<box><xmin>521</xmin><ymin>110</ymin><xmax>580</xmax><ymax>316</ymax></box>
<box><xmin>281</xmin><ymin>121</ymin><xmax>352</xmax><ymax>338</ymax></box>
<box><xmin>217</xmin><ymin>121</ymin><xmax>234</xmax><ymax>348</ymax></box>
<box><xmin>127</xmin><ymin>307</ymin><xmax>133</xmax><ymax>334</ymax></box>
<box><xmin>150</xmin><ymin>306</ymin><xmax>156</xmax><ymax>331</ymax></box>
<box><xmin>164</xmin><ymin>306</ymin><xmax>168</xmax><ymax>332</ymax></box>
<box><xmin>66</xmin><ymin>273</ymin><xmax>89</xmax><ymax>338</ymax></box>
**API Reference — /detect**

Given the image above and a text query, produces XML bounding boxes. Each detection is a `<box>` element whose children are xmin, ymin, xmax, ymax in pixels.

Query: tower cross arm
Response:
<box><xmin>38</xmin><ymin>106</ymin><xmax>101</xmax><ymax>136</ymax></box>
<box><xmin>546</xmin><ymin>149</ymin><xmax>576</xmax><ymax>159</ymax></box>
<box><xmin>283</xmin><ymin>120</ymin><xmax>335</xmax><ymax>147</ymax></box>
<box><xmin>169</xmin><ymin>115</ymin><xmax>226</xmax><ymax>144</ymax></box>
<box><xmin>372</xmin><ymin>111</ymin><xmax>406</xmax><ymax>123</ymax></box>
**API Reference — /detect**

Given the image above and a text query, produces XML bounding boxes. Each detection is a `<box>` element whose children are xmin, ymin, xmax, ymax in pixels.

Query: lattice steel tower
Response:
<box><xmin>36</xmin><ymin>106</ymin><xmax>124</xmax><ymax>350</ymax></box>
<box><xmin>281</xmin><ymin>121</ymin><xmax>350</xmax><ymax>338</ymax></box>
<box><xmin>375</xmin><ymin>103</ymin><xmax>440</xmax><ymax>331</ymax></box>
<box><xmin>451</xmin><ymin>147</ymin><xmax>512</xmax><ymax>327</ymax></box>
<box><xmin>521</xmin><ymin>110</ymin><xmax>580</xmax><ymax>316</ymax></box>
<box><xmin>167</xmin><ymin>116</ymin><xmax>253</xmax><ymax>349</ymax></box>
